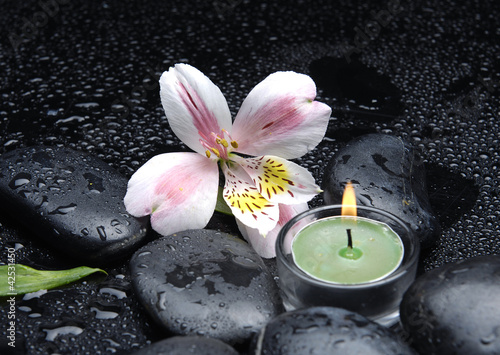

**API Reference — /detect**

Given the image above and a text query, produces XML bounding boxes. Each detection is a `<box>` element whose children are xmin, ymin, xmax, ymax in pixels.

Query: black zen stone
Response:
<box><xmin>129</xmin><ymin>229</ymin><xmax>284</xmax><ymax>346</ymax></box>
<box><xmin>322</xmin><ymin>133</ymin><xmax>440</xmax><ymax>248</ymax></box>
<box><xmin>0</xmin><ymin>146</ymin><xmax>149</xmax><ymax>264</ymax></box>
<box><xmin>400</xmin><ymin>255</ymin><xmax>500</xmax><ymax>355</ymax></box>
<box><xmin>255</xmin><ymin>306</ymin><xmax>416</xmax><ymax>355</ymax></box>
<box><xmin>130</xmin><ymin>336</ymin><xmax>238</xmax><ymax>355</ymax></box>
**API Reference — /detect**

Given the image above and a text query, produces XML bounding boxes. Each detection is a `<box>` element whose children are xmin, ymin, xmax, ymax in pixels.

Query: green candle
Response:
<box><xmin>292</xmin><ymin>216</ymin><xmax>404</xmax><ymax>284</ymax></box>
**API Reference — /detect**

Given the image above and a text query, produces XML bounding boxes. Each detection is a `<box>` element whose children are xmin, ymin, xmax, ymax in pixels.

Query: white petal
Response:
<box><xmin>124</xmin><ymin>152</ymin><xmax>219</xmax><ymax>236</ymax></box>
<box><xmin>232</xmin><ymin>155</ymin><xmax>321</xmax><ymax>205</ymax></box>
<box><xmin>231</xmin><ymin>71</ymin><xmax>331</xmax><ymax>159</ymax></box>
<box><xmin>159</xmin><ymin>63</ymin><xmax>232</xmax><ymax>155</ymax></box>
<box><xmin>237</xmin><ymin>203</ymin><xmax>309</xmax><ymax>258</ymax></box>
<box><xmin>221</xmin><ymin>161</ymin><xmax>279</xmax><ymax>234</ymax></box>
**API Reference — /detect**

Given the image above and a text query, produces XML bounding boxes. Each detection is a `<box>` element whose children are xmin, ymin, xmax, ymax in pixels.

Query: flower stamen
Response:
<box><xmin>211</xmin><ymin>147</ymin><xmax>221</xmax><ymax>157</ymax></box>
<box><xmin>216</xmin><ymin>137</ymin><xmax>229</xmax><ymax>147</ymax></box>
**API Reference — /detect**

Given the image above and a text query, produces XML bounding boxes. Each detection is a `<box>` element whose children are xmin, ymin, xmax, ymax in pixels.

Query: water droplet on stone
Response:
<box><xmin>97</xmin><ymin>225</ymin><xmax>107</xmax><ymax>241</ymax></box>
<box><xmin>43</xmin><ymin>325</ymin><xmax>84</xmax><ymax>341</ymax></box>
<box><xmin>9</xmin><ymin>172</ymin><xmax>31</xmax><ymax>189</ymax></box>
<box><xmin>99</xmin><ymin>287</ymin><xmax>128</xmax><ymax>299</ymax></box>
<box><xmin>90</xmin><ymin>305</ymin><xmax>120</xmax><ymax>320</ymax></box>
<box><xmin>49</xmin><ymin>203</ymin><xmax>77</xmax><ymax>215</ymax></box>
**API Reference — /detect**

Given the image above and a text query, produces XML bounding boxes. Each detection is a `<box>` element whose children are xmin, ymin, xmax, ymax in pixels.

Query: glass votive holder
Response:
<box><xmin>276</xmin><ymin>205</ymin><xmax>420</xmax><ymax>327</ymax></box>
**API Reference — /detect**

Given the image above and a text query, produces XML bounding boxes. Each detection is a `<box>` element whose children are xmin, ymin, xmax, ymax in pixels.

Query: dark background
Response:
<box><xmin>0</xmin><ymin>0</ymin><xmax>499</xmax><ymax>353</ymax></box>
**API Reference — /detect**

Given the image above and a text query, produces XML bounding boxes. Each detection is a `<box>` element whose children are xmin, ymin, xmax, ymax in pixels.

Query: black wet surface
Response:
<box><xmin>0</xmin><ymin>146</ymin><xmax>149</xmax><ymax>264</ymax></box>
<box><xmin>1</xmin><ymin>0</ymin><xmax>499</xmax><ymax>353</ymax></box>
<box><xmin>257</xmin><ymin>307</ymin><xmax>416</xmax><ymax>354</ymax></box>
<box><xmin>129</xmin><ymin>229</ymin><xmax>283</xmax><ymax>346</ymax></box>
<box><xmin>400</xmin><ymin>255</ymin><xmax>500</xmax><ymax>354</ymax></box>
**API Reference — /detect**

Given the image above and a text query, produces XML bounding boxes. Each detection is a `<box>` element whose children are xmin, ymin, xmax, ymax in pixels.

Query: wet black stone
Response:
<box><xmin>255</xmin><ymin>306</ymin><xmax>416</xmax><ymax>355</ymax></box>
<box><xmin>0</xmin><ymin>266</ymin><xmax>158</xmax><ymax>355</ymax></box>
<box><xmin>0</xmin><ymin>146</ymin><xmax>149</xmax><ymax>264</ymax></box>
<box><xmin>322</xmin><ymin>133</ymin><xmax>440</xmax><ymax>248</ymax></box>
<box><xmin>130</xmin><ymin>336</ymin><xmax>238</xmax><ymax>355</ymax></box>
<box><xmin>400</xmin><ymin>255</ymin><xmax>500</xmax><ymax>355</ymax></box>
<box><xmin>129</xmin><ymin>229</ymin><xmax>284</xmax><ymax>346</ymax></box>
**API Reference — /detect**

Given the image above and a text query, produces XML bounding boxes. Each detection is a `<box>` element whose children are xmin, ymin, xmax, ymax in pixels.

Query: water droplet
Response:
<box><xmin>90</xmin><ymin>306</ymin><xmax>119</xmax><ymax>319</ymax></box>
<box><xmin>9</xmin><ymin>172</ymin><xmax>31</xmax><ymax>189</ymax></box>
<box><xmin>37</xmin><ymin>178</ymin><xmax>46</xmax><ymax>188</ymax></box>
<box><xmin>110</xmin><ymin>219</ymin><xmax>123</xmax><ymax>234</ymax></box>
<box><xmin>49</xmin><ymin>203</ymin><xmax>77</xmax><ymax>215</ymax></box>
<box><xmin>481</xmin><ymin>326</ymin><xmax>500</xmax><ymax>344</ymax></box>
<box><xmin>43</xmin><ymin>326</ymin><xmax>84</xmax><ymax>341</ymax></box>
<box><xmin>99</xmin><ymin>287</ymin><xmax>127</xmax><ymax>299</ymax></box>
<box><xmin>293</xmin><ymin>325</ymin><xmax>319</xmax><ymax>334</ymax></box>
<box><xmin>334</xmin><ymin>339</ymin><xmax>346</xmax><ymax>348</ymax></box>
<box><xmin>97</xmin><ymin>226</ymin><xmax>107</xmax><ymax>241</ymax></box>
<box><xmin>23</xmin><ymin>289</ymin><xmax>47</xmax><ymax>300</ymax></box>
<box><xmin>55</xmin><ymin>116</ymin><xmax>85</xmax><ymax>125</ymax></box>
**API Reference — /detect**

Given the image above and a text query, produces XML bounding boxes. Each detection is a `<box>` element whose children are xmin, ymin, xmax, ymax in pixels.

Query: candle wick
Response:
<box><xmin>346</xmin><ymin>229</ymin><xmax>353</xmax><ymax>249</ymax></box>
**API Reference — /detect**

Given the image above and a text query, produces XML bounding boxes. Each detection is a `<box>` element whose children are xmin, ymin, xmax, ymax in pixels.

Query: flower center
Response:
<box><xmin>200</xmin><ymin>129</ymin><xmax>238</xmax><ymax>161</ymax></box>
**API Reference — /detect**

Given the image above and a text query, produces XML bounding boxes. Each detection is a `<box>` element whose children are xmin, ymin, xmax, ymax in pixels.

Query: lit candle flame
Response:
<box><xmin>341</xmin><ymin>181</ymin><xmax>357</xmax><ymax>217</ymax></box>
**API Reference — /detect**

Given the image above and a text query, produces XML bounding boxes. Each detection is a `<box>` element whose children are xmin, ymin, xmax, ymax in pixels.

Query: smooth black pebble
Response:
<box><xmin>400</xmin><ymin>255</ymin><xmax>500</xmax><ymax>355</ymax></box>
<box><xmin>322</xmin><ymin>133</ymin><xmax>440</xmax><ymax>248</ymax></box>
<box><xmin>254</xmin><ymin>306</ymin><xmax>416</xmax><ymax>354</ymax></box>
<box><xmin>130</xmin><ymin>336</ymin><xmax>238</xmax><ymax>355</ymax></box>
<box><xmin>0</xmin><ymin>146</ymin><xmax>148</xmax><ymax>264</ymax></box>
<box><xmin>129</xmin><ymin>229</ymin><xmax>284</xmax><ymax>346</ymax></box>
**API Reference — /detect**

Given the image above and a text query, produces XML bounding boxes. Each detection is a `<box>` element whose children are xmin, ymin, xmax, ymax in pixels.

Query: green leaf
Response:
<box><xmin>214</xmin><ymin>185</ymin><xmax>233</xmax><ymax>216</ymax></box>
<box><xmin>0</xmin><ymin>264</ymin><xmax>107</xmax><ymax>297</ymax></box>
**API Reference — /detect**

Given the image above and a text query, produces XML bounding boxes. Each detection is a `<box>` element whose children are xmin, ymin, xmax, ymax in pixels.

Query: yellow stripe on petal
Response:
<box><xmin>233</xmin><ymin>155</ymin><xmax>321</xmax><ymax>205</ymax></box>
<box><xmin>221</xmin><ymin>162</ymin><xmax>279</xmax><ymax>234</ymax></box>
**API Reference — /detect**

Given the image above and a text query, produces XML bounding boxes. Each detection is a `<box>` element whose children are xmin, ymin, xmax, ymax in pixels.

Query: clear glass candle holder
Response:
<box><xmin>276</xmin><ymin>205</ymin><xmax>420</xmax><ymax>327</ymax></box>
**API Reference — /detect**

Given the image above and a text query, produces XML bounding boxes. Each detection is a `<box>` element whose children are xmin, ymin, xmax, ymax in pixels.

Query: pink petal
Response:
<box><xmin>237</xmin><ymin>203</ymin><xmax>309</xmax><ymax>258</ymax></box>
<box><xmin>159</xmin><ymin>64</ymin><xmax>232</xmax><ymax>156</ymax></box>
<box><xmin>221</xmin><ymin>162</ymin><xmax>279</xmax><ymax>235</ymax></box>
<box><xmin>124</xmin><ymin>152</ymin><xmax>219</xmax><ymax>236</ymax></box>
<box><xmin>233</xmin><ymin>155</ymin><xmax>321</xmax><ymax>205</ymax></box>
<box><xmin>231</xmin><ymin>71</ymin><xmax>331</xmax><ymax>159</ymax></box>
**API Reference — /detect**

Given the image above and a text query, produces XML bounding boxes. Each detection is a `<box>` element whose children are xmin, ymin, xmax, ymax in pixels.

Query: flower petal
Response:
<box><xmin>159</xmin><ymin>63</ymin><xmax>232</xmax><ymax>155</ymax></box>
<box><xmin>231</xmin><ymin>71</ymin><xmax>331</xmax><ymax>159</ymax></box>
<box><xmin>221</xmin><ymin>161</ymin><xmax>279</xmax><ymax>234</ymax></box>
<box><xmin>237</xmin><ymin>203</ymin><xmax>309</xmax><ymax>258</ymax></box>
<box><xmin>232</xmin><ymin>155</ymin><xmax>321</xmax><ymax>205</ymax></box>
<box><xmin>124</xmin><ymin>152</ymin><xmax>219</xmax><ymax>236</ymax></box>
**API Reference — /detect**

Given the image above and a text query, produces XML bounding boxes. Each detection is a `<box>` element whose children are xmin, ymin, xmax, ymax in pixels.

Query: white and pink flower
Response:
<box><xmin>124</xmin><ymin>63</ymin><xmax>331</xmax><ymax>257</ymax></box>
